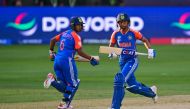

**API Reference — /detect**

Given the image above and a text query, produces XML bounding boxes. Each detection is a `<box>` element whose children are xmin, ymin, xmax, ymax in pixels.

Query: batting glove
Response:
<box><xmin>90</xmin><ymin>57</ymin><xmax>99</xmax><ymax>66</ymax></box>
<box><xmin>108</xmin><ymin>52</ymin><xmax>118</xmax><ymax>59</ymax></box>
<box><xmin>148</xmin><ymin>49</ymin><xmax>156</xmax><ymax>59</ymax></box>
<box><xmin>49</xmin><ymin>50</ymin><xmax>56</xmax><ymax>61</ymax></box>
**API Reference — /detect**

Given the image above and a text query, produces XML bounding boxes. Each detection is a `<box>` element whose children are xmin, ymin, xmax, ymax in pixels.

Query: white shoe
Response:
<box><xmin>57</xmin><ymin>102</ymin><xmax>73</xmax><ymax>109</ymax></box>
<box><xmin>43</xmin><ymin>73</ymin><xmax>55</xmax><ymax>88</ymax></box>
<box><xmin>150</xmin><ymin>85</ymin><xmax>158</xmax><ymax>103</ymax></box>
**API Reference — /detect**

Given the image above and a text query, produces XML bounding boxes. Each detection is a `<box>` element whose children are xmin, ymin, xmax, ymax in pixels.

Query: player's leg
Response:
<box><xmin>150</xmin><ymin>85</ymin><xmax>158</xmax><ymax>103</ymax></box>
<box><xmin>61</xmin><ymin>58</ymin><xmax>79</xmax><ymax>108</ymax></box>
<box><xmin>126</xmin><ymin>74</ymin><xmax>156</xmax><ymax>98</ymax></box>
<box><xmin>111</xmin><ymin>72</ymin><xmax>125</xmax><ymax>109</ymax></box>
<box><xmin>48</xmin><ymin>59</ymin><xmax>68</xmax><ymax>93</ymax></box>
<box><xmin>122</xmin><ymin>58</ymin><xmax>157</xmax><ymax>102</ymax></box>
<box><xmin>51</xmin><ymin>71</ymin><xmax>67</xmax><ymax>93</ymax></box>
<box><xmin>44</xmin><ymin>72</ymin><xmax>55</xmax><ymax>88</ymax></box>
<box><xmin>120</xmin><ymin>58</ymin><xmax>138</xmax><ymax>82</ymax></box>
<box><xmin>44</xmin><ymin>60</ymin><xmax>67</xmax><ymax>92</ymax></box>
<box><xmin>57</xmin><ymin>80</ymin><xmax>79</xmax><ymax>109</ymax></box>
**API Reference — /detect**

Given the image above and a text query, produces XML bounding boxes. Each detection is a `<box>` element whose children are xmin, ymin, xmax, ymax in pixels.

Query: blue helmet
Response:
<box><xmin>116</xmin><ymin>13</ymin><xmax>130</xmax><ymax>23</ymax></box>
<box><xmin>70</xmin><ymin>17</ymin><xmax>84</xmax><ymax>29</ymax></box>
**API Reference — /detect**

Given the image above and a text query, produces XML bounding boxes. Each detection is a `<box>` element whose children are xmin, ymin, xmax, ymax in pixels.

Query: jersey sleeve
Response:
<box><xmin>132</xmin><ymin>29</ymin><xmax>143</xmax><ymax>40</ymax></box>
<box><xmin>71</xmin><ymin>31</ymin><xmax>82</xmax><ymax>49</ymax></box>
<box><xmin>55</xmin><ymin>34</ymin><xmax>61</xmax><ymax>41</ymax></box>
<box><xmin>110</xmin><ymin>31</ymin><xmax>117</xmax><ymax>44</ymax></box>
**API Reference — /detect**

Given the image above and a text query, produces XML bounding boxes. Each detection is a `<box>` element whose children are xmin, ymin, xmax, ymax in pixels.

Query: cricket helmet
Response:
<box><xmin>116</xmin><ymin>13</ymin><xmax>130</xmax><ymax>23</ymax></box>
<box><xmin>70</xmin><ymin>17</ymin><xmax>84</xmax><ymax>29</ymax></box>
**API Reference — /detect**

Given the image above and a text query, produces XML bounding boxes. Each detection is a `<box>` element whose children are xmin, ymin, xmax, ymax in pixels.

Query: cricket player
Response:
<box><xmin>43</xmin><ymin>17</ymin><xmax>99</xmax><ymax>109</ymax></box>
<box><xmin>109</xmin><ymin>13</ymin><xmax>157</xmax><ymax>109</ymax></box>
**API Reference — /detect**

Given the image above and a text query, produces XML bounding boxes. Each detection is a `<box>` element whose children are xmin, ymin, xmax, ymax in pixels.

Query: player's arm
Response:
<box><xmin>49</xmin><ymin>36</ymin><xmax>57</xmax><ymax>51</ymax></box>
<box><xmin>140</xmin><ymin>37</ymin><xmax>155</xmax><ymax>59</ymax></box>
<box><xmin>134</xmin><ymin>29</ymin><xmax>152</xmax><ymax>49</ymax></box>
<box><xmin>72</xmin><ymin>32</ymin><xmax>92</xmax><ymax>60</ymax></box>
<box><xmin>76</xmin><ymin>48</ymin><xmax>92</xmax><ymax>60</ymax></box>
<box><xmin>108</xmin><ymin>31</ymin><xmax>118</xmax><ymax>58</ymax></box>
<box><xmin>141</xmin><ymin>37</ymin><xmax>156</xmax><ymax>59</ymax></box>
<box><xmin>140</xmin><ymin>37</ymin><xmax>151</xmax><ymax>49</ymax></box>
<box><xmin>134</xmin><ymin>30</ymin><xmax>151</xmax><ymax>49</ymax></box>
<box><xmin>109</xmin><ymin>31</ymin><xmax>117</xmax><ymax>47</ymax></box>
<box><xmin>76</xmin><ymin>47</ymin><xmax>99</xmax><ymax>66</ymax></box>
<box><xmin>135</xmin><ymin>31</ymin><xmax>155</xmax><ymax>59</ymax></box>
<box><xmin>49</xmin><ymin>34</ymin><xmax>60</xmax><ymax>61</ymax></box>
<box><xmin>109</xmin><ymin>43</ymin><xmax>115</xmax><ymax>47</ymax></box>
<box><xmin>50</xmin><ymin>34</ymin><xmax>61</xmax><ymax>51</ymax></box>
<box><xmin>72</xmin><ymin>32</ymin><xmax>99</xmax><ymax>66</ymax></box>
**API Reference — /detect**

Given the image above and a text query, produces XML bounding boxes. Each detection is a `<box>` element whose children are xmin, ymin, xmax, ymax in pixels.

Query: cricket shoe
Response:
<box><xmin>150</xmin><ymin>85</ymin><xmax>158</xmax><ymax>103</ymax></box>
<box><xmin>57</xmin><ymin>102</ymin><xmax>73</xmax><ymax>109</ymax></box>
<box><xmin>44</xmin><ymin>73</ymin><xmax>55</xmax><ymax>88</ymax></box>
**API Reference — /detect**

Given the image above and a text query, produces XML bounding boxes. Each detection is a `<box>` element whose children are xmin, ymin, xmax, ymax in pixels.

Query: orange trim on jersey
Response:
<box><xmin>55</xmin><ymin>34</ymin><xmax>61</xmax><ymax>41</ymax></box>
<box><xmin>130</xmin><ymin>29</ymin><xmax>143</xmax><ymax>40</ymax></box>
<box><xmin>71</xmin><ymin>31</ymin><xmax>82</xmax><ymax>49</ymax></box>
<box><xmin>110</xmin><ymin>30</ymin><xmax>119</xmax><ymax>44</ymax></box>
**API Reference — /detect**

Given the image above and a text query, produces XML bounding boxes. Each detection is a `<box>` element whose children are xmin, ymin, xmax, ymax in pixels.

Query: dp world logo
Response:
<box><xmin>6</xmin><ymin>13</ymin><xmax>37</xmax><ymax>36</ymax></box>
<box><xmin>172</xmin><ymin>12</ymin><xmax>190</xmax><ymax>36</ymax></box>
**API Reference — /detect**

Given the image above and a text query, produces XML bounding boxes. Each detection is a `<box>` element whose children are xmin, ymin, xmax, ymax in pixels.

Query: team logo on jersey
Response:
<box><xmin>6</xmin><ymin>12</ymin><xmax>37</xmax><ymax>36</ymax></box>
<box><xmin>128</xmin><ymin>35</ymin><xmax>132</xmax><ymax>40</ymax></box>
<box><xmin>117</xmin><ymin>36</ymin><xmax>121</xmax><ymax>40</ymax></box>
<box><xmin>171</xmin><ymin>12</ymin><xmax>190</xmax><ymax>36</ymax></box>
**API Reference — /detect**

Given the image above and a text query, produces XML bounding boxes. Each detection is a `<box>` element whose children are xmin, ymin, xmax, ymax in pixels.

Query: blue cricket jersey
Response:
<box><xmin>54</xmin><ymin>29</ymin><xmax>82</xmax><ymax>59</ymax></box>
<box><xmin>110</xmin><ymin>29</ymin><xmax>143</xmax><ymax>60</ymax></box>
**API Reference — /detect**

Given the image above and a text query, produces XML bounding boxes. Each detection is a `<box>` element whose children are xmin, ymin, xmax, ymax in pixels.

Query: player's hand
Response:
<box><xmin>90</xmin><ymin>57</ymin><xmax>99</xmax><ymax>66</ymax></box>
<box><xmin>49</xmin><ymin>50</ymin><xmax>56</xmax><ymax>61</ymax></box>
<box><xmin>148</xmin><ymin>49</ymin><xmax>156</xmax><ymax>59</ymax></box>
<box><xmin>108</xmin><ymin>52</ymin><xmax>118</xmax><ymax>59</ymax></box>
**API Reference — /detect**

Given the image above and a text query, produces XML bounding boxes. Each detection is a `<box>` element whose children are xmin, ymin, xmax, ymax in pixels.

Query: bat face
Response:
<box><xmin>99</xmin><ymin>46</ymin><xmax>122</xmax><ymax>55</ymax></box>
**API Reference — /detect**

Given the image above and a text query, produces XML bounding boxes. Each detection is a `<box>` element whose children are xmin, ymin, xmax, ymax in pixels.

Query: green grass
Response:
<box><xmin>0</xmin><ymin>44</ymin><xmax>190</xmax><ymax>103</ymax></box>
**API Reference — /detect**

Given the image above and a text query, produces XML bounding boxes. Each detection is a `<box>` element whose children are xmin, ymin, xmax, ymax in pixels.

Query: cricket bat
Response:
<box><xmin>74</xmin><ymin>55</ymin><xmax>100</xmax><ymax>62</ymax></box>
<box><xmin>99</xmin><ymin>46</ymin><xmax>148</xmax><ymax>56</ymax></box>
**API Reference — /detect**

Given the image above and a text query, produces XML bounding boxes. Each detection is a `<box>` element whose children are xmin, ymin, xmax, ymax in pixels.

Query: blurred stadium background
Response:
<box><xmin>0</xmin><ymin>0</ymin><xmax>190</xmax><ymax>109</ymax></box>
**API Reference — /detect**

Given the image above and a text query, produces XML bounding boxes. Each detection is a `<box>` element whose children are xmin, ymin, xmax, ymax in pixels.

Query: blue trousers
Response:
<box><xmin>54</xmin><ymin>57</ymin><xmax>78</xmax><ymax>87</ymax></box>
<box><xmin>51</xmin><ymin>56</ymin><xmax>80</xmax><ymax>103</ymax></box>
<box><xmin>111</xmin><ymin>57</ymin><xmax>156</xmax><ymax>109</ymax></box>
<box><xmin>119</xmin><ymin>57</ymin><xmax>155</xmax><ymax>97</ymax></box>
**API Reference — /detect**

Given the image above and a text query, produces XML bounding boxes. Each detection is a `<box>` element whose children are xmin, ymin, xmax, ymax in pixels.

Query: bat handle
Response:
<box><xmin>135</xmin><ymin>52</ymin><xmax>148</xmax><ymax>56</ymax></box>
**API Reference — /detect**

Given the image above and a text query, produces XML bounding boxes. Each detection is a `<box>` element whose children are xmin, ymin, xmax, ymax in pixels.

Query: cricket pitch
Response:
<box><xmin>1</xmin><ymin>95</ymin><xmax>190</xmax><ymax>109</ymax></box>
